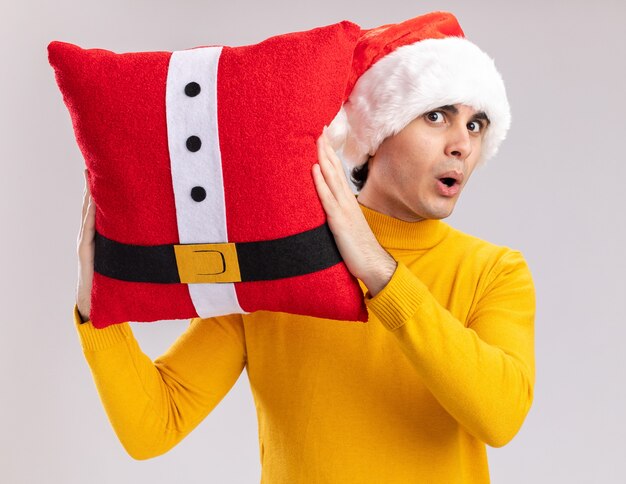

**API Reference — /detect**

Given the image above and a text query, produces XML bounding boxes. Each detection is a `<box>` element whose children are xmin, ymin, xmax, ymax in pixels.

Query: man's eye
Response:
<box><xmin>467</xmin><ymin>121</ymin><xmax>482</xmax><ymax>133</ymax></box>
<box><xmin>426</xmin><ymin>111</ymin><xmax>445</xmax><ymax>123</ymax></box>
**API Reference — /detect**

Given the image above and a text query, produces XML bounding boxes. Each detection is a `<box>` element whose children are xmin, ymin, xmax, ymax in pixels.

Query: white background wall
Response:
<box><xmin>1</xmin><ymin>0</ymin><xmax>625</xmax><ymax>482</ymax></box>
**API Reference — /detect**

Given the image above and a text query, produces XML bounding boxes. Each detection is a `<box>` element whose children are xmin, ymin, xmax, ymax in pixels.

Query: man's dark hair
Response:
<box><xmin>351</xmin><ymin>156</ymin><xmax>370</xmax><ymax>192</ymax></box>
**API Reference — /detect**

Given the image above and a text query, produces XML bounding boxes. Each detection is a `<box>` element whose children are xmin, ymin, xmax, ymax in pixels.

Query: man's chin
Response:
<box><xmin>423</xmin><ymin>201</ymin><xmax>456</xmax><ymax>220</ymax></box>
<box><xmin>429</xmin><ymin>213</ymin><xmax>452</xmax><ymax>221</ymax></box>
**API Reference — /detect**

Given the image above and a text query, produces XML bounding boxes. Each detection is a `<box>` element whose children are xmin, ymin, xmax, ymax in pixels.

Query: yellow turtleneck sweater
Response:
<box><xmin>73</xmin><ymin>205</ymin><xmax>535</xmax><ymax>483</ymax></box>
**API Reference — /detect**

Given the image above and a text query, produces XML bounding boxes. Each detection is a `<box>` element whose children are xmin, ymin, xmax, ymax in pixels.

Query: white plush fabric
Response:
<box><xmin>328</xmin><ymin>37</ymin><xmax>511</xmax><ymax>172</ymax></box>
<box><xmin>165</xmin><ymin>47</ymin><xmax>245</xmax><ymax>317</ymax></box>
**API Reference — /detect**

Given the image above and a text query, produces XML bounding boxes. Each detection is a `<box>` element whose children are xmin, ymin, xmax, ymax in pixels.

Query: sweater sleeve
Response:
<box><xmin>365</xmin><ymin>252</ymin><xmax>535</xmax><ymax>448</ymax></box>
<box><xmin>72</xmin><ymin>304</ymin><xmax>247</xmax><ymax>459</ymax></box>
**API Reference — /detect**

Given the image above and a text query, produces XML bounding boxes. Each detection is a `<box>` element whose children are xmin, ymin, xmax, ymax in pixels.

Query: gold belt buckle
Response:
<box><xmin>174</xmin><ymin>242</ymin><xmax>242</xmax><ymax>283</ymax></box>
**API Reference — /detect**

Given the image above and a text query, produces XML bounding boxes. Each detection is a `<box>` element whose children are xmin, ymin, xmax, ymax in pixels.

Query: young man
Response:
<box><xmin>74</xmin><ymin>13</ymin><xmax>535</xmax><ymax>483</ymax></box>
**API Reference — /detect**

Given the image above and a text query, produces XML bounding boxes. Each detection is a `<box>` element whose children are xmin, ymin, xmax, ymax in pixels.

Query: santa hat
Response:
<box><xmin>327</xmin><ymin>11</ymin><xmax>511</xmax><ymax>178</ymax></box>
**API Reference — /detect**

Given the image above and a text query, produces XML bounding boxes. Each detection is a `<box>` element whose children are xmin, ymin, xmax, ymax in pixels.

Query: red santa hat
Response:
<box><xmin>326</xmin><ymin>11</ymin><xmax>511</xmax><ymax>177</ymax></box>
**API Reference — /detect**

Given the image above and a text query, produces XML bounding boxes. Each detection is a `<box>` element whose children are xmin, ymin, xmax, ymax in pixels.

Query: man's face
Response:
<box><xmin>357</xmin><ymin>103</ymin><xmax>488</xmax><ymax>222</ymax></box>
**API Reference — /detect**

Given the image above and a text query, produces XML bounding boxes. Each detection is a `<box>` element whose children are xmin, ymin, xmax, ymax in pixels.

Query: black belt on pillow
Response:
<box><xmin>94</xmin><ymin>223</ymin><xmax>343</xmax><ymax>284</ymax></box>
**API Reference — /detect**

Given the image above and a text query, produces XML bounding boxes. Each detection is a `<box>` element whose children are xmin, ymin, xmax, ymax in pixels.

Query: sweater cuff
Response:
<box><xmin>73</xmin><ymin>304</ymin><xmax>133</xmax><ymax>351</ymax></box>
<box><xmin>366</xmin><ymin>262</ymin><xmax>427</xmax><ymax>331</ymax></box>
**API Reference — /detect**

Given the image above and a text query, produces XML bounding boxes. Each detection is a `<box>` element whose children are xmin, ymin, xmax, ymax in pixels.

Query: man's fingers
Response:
<box><xmin>78</xmin><ymin>200</ymin><xmax>95</xmax><ymax>255</ymax></box>
<box><xmin>321</xmin><ymin>130</ymin><xmax>344</xmax><ymax>172</ymax></box>
<box><xmin>316</xmin><ymin>135</ymin><xmax>339</xmax><ymax>193</ymax></box>
<box><xmin>79</xmin><ymin>170</ymin><xmax>96</xmax><ymax>248</ymax></box>
<box><xmin>326</xmin><ymin>154</ymin><xmax>354</xmax><ymax>201</ymax></box>
<box><xmin>312</xmin><ymin>163</ymin><xmax>340</xmax><ymax>217</ymax></box>
<box><xmin>81</xmin><ymin>170</ymin><xmax>90</xmax><ymax>221</ymax></box>
<box><xmin>84</xmin><ymin>197</ymin><xmax>95</xmax><ymax>232</ymax></box>
<box><xmin>320</xmin><ymin>131</ymin><xmax>356</xmax><ymax>200</ymax></box>
<box><xmin>316</xmin><ymin>134</ymin><xmax>352</xmax><ymax>203</ymax></box>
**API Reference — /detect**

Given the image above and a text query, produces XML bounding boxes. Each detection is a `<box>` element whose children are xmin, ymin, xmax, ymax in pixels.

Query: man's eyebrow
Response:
<box><xmin>473</xmin><ymin>111</ymin><xmax>490</xmax><ymax>124</ymax></box>
<box><xmin>438</xmin><ymin>105</ymin><xmax>458</xmax><ymax>114</ymax></box>
<box><xmin>434</xmin><ymin>105</ymin><xmax>490</xmax><ymax>124</ymax></box>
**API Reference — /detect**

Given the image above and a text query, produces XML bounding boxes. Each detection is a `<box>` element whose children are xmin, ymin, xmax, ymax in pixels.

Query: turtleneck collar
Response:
<box><xmin>359</xmin><ymin>203</ymin><xmax>450</xmax><ymax>250</ymax></box>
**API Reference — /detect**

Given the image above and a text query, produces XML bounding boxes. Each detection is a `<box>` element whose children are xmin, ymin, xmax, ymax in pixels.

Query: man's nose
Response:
<box><xmin>444</xmin><ymin>124</ymin><xmax>472</xmax><ymax>160</ymax></box>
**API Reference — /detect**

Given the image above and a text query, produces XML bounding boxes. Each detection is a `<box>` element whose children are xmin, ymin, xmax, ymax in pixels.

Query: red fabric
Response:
<box><xmin>345</xmin><ymin>11</ymin><xmax>465</xmax><ymax>99</ymax></box>
<box><xmin>216</xmin><ymin>26</ymin><xmax>364</xmax><ymax>316</ymax></box>
<box><xmin>48</xmin><ymin>21</ymin><xmax>368</xmax><ymax>327</ymax></box>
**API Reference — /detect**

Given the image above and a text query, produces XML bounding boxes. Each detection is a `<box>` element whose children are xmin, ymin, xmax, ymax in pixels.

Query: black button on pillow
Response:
<box><xmin>184</xmin><ymin>82</ymin><xmax>201</xmax><ymax>97</ymax></box>
<box><xmin>191</xmin><ymin>186</ymin><xmax>206</xmax><ymax>202</ymax></box>
<box><xmin>186</xmin><ymin>136</ymin><xmax>202</xmax><ymax>152</ymax></box>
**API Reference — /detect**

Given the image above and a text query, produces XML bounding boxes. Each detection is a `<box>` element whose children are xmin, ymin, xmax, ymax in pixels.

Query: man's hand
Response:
<box><xmin>76</xmin><ymin>169</ymin><xmax>95</xmax><ymax>322</ymax></box>
<box><xmin>312</xmin><ymin>130</ymin><xmax>397</xmax><ymax>297</ymax></box>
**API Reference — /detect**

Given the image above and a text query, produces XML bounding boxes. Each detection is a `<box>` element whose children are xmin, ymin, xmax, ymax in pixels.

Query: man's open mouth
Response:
<box><xmin>436</xmin><ymin>172</ymin><xmax>463</xmax><ymax>197</ymax></box>
<box><xmin>439</xmin><ymin>177</ymin><xmax>457</xmax><ymax>187</ymax></box>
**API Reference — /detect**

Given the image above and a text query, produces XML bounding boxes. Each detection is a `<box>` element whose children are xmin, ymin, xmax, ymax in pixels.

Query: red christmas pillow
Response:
<box><xmin>48</xmin><ymin>21</ymin><xmax>368</xmax><ymax>328</ymax></box>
